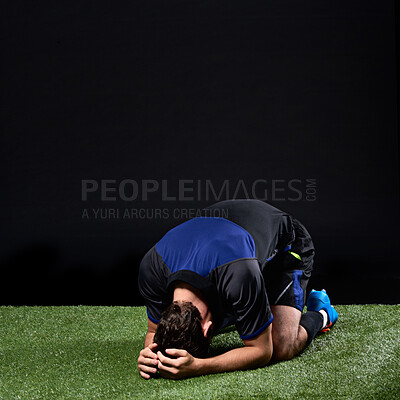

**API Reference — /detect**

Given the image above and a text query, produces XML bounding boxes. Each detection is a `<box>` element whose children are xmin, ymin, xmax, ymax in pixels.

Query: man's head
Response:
<box><xmin>153</xmin><ymin>301</ymin><xmax>213</xmax><ymax>358</ymax></box>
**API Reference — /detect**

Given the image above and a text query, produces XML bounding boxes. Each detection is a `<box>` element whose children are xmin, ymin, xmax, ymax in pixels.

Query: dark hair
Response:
<box><xmin>153</xmin><ymin>301</ymin><xmax>212</xmax><ymax>358</ymax></box>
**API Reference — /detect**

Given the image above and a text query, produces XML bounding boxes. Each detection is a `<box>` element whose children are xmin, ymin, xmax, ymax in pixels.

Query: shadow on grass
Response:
<box><xmin>214</xmin><ymin>325</ymin><xmax>237</xmax><ymax>335</ymax></box>
<box><xmin>208</xmin><ymin>326</ymin><xmax>243</xmax><ymax>357</ymax></box>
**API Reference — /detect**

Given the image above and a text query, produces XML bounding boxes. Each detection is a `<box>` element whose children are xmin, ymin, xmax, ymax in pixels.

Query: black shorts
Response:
<box><xmin>262</xmin><ymin>218</ymin><xmax>315</xmax><ymax>311</ymax></box>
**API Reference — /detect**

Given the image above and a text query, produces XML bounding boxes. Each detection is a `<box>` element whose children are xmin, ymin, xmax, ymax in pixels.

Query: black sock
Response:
<box><xmin>299</xmin><ymin>311</ymin><xmax>324</xmax><ymax>347</ymax></box>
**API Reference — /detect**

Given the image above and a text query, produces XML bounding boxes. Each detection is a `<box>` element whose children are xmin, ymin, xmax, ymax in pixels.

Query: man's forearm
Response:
<box><xmin>196</xmin><ymin>345</ymin><xmax>271</xmax><ymax>376</ymax></box>
<box><xmin>144</xmin><ymin>331</ymin><xmax>155</xmax><ymax>348</ymax></box>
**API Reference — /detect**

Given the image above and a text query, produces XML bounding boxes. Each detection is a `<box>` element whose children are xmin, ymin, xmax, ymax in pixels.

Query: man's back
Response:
<box><xmin>204</xmin><ymin>199</ymin><xmax>295</xmax><ymax>266</ymax></box>
<box><xmin>156</xmin><ymin>216</ymin><xmax>256</xmax><ymax>277</ymax></box>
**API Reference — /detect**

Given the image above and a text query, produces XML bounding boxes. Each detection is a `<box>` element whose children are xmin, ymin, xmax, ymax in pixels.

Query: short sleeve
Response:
<box><xmin>215</xmin><ymin>259</ymin><xmax>273</xmax><ymax>340</ymax></box>
<box><xmin>138</xmin><ymin>247</ymin><xmax>170</xmax><ymax>324</ymax></box>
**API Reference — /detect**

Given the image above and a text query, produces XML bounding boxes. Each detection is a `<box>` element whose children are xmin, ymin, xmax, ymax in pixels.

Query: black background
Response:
<box><xmin>1</xmin><ymin>1</ymin><xmax>399</xmax><ymax>306</ymax></box>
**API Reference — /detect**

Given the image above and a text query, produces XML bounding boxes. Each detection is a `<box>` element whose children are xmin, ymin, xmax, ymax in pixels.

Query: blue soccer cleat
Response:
<box><xmin>307</xmin><ymin>289</ymin><xmax>338</xmax><ymax>332</ymax></box>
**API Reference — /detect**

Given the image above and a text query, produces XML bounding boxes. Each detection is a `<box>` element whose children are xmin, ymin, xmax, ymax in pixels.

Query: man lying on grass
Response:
<box><xmin>137</xmin><ymin>199</ymin><xmax>338</xmax><ymax>379</ymax></box>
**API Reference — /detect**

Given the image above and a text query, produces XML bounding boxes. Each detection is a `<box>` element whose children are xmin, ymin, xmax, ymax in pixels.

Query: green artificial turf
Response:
<box><xmin>0</xmin><ymin>305</ymin><xmax>399</xmax><ymax>400</ymax></box>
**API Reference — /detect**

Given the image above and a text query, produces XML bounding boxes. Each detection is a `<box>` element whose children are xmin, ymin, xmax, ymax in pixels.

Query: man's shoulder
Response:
<box><xmin>138</xmin><ymin>246</ymin><xmax>170</xmax><ymax>280</ymax></box>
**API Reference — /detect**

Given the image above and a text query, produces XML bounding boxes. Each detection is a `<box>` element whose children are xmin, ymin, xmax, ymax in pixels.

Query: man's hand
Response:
<box><xmin>157</xmin><ymin>349</ymin><xmax>199</xmax><ymax>380</ymax></box>
<box><xmin>138</xmin><ymin>343</ymin><xmax>159</xmax><ymax>379</ymax></box>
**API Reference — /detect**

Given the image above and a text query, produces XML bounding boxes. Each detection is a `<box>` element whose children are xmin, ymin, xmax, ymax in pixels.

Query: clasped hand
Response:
<box><xmin>138</xmin><ymin>342</ymin><xmax>198</xmax><ymax>380</ymax></box>
<box><xmin>157</xmin><ymin>348</ymin><xmax>197</xmax><ymax>380</ymax></box>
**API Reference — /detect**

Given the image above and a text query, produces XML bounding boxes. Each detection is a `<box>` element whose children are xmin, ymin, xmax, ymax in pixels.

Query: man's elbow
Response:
<box><xmin>261</xmin><ymin>349</ymin><xmax>273</xmax><ymax>367</ymax></box>
<box><xmin>243</xmin><ymin>326</ymin><xmax>273</xmax><ymax>369</ymax></box>
<box><xmin>253</xmin><ymin>348</ymin><xmax>272</xmax><ymax>368</ymax></box>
